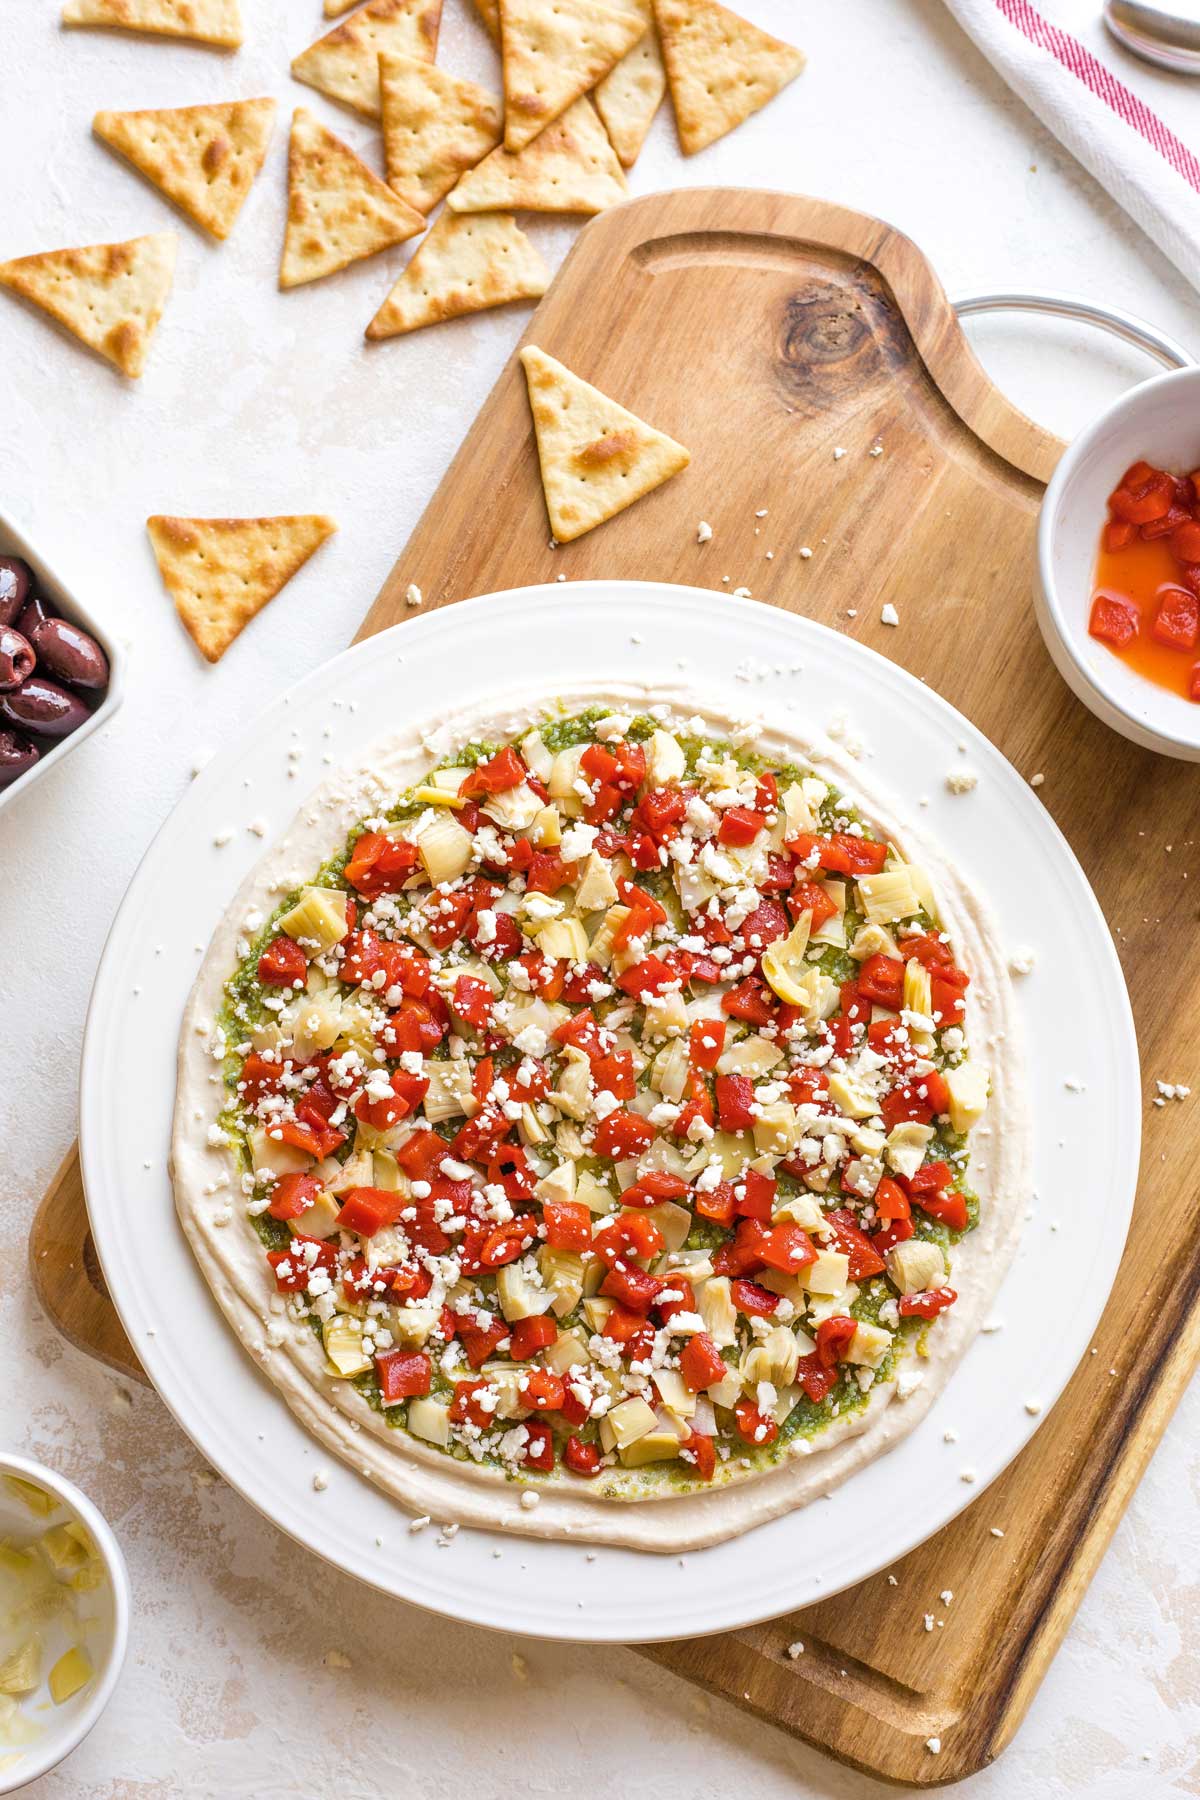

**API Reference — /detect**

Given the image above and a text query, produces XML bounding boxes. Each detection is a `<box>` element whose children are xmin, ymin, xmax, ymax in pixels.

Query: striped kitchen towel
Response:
<box><xmin>942</xmin><ymin>0</ymin><xmax>1200</xmax><ymax>291</ymax></box>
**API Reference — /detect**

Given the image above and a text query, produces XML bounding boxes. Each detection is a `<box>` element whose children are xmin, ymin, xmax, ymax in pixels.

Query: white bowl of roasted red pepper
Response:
<box><xmin>1035</xmin><ymin>364</ymin><xmax>1200</xmax><ymax>761</ymax></box>
<box><xmin>0</xmin><ymin>512</ymin><xmax>123</xmax><ymax>811</ymax></box>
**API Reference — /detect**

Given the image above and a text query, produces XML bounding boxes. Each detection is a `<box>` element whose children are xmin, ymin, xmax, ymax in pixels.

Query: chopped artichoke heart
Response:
<box><xmin>810</xmin><ymin>879</ymin><xmax>847</xmax><ymax>946</ymax></box>
<box><xmin>643</xmin><ymin>989</ymin><xmax>688</xmax><ymax>1041</ymax></box>
<box><xmin>3</xmin><ymin>1478</ymin><xmax>53</xmax><ymax>1518</ymax></box>
<box><xmin>417</xmin><ymin>811</ymin><xmax>474</xmax><ymax>884</ymax></box>
<box><xmin>761</xmin><ymin>912</ymin><xmax>812</xmax><ymax>1003</ymax></box>
<box><xmin>576</xmin><ymin>1170</ymin><xmax>617</xmax><ymax>1214</ymax></box>
<box><xmin>640</xmin><ymin>1200</ymin><xmax>691</xmax><ymax>1253</ymax></box>
<box><xmin>903</xmin><ymin>958</ymin><xmax>932</xmax><ymax>1019</ymax></box>
<box><xmin>846</xmin><ymin>1321</ymin><xmax>892</xmax><ymax>1368</ymax></box>
<box><xmin>481</xmin><ymin>782</ymin><xmax>544</xmax><ymax>832</ymax></box>
<box><xmin>38</xmin><ymin>1525</ymin><xmax>89</xmax><ymax>1574</ymax></box>
<box><xmin>650</xmin><ymin>1038</ymin><xmax>689</xmax><ymax>1103</ymax></box>
<box><xmin>543</xmin><ymin>1329</ymin><xmax>588</xmax><ymax>1375</ymax></box>
<box><xmin>752</xmin><ymin>1101</ymin><xmax>799</xmax><ymax>1156</ymax></box>
<box><xmin>827</xmin><ymin>1070</ymin><xmax>878</xmax><ymax>1120</ymax></box>
<box><xmin>536</xmin><ymin>916</ymin><xmax>590</xmax><ymax>963</ymax></box>
<box><xmin>885</xmin><ymin>1121</ymin><xmax>935</xmax><ymax>1179</ymax></box>
<box><xmin>289</xmin><ymin>1188</ymin><xmax>340</xmax><ymax>1240</ymax></box>
<box><xmin>743</xmin><ymin>1325</ymin><xmax>801</xmax><ymax>1389</ymax></box>
<box><xmin>575</xmin><ymin>852</ymin><xmax>617</xmax><ymax>911</ymax></box>
<box><xmin>697</xmin><ymin>1274</ymin><xmax>738</xmax><ymax>1347</ymax></box>
<box><xmin>387</xmin><ymin>1302</ymin><xmax>438</xmax><ymax>1349</ymax></box>
<box><xmin>277</xmin><ymin>885</ymin><xmax>350</xmax><ymax>955</ymax></box>
<box><xmin>411</xmin><ymin>784</ymin><xmax>466</xmax><ymax>809</ymax></box>
<box><xmin>945</xmin><ymin>1062</ymin><xmax>989</xmax><ymax>1133</ymax></box>
<box><xmin>600</xmin><ymin>1396</ymin><xmax>658</xmax><ymax>1452</ymax></box>
<box><xmin>619</xmin><ymin>1428</ymin><xmax>687</xmax><ymax>1467</ymax></box>
<box><xmin>800</xmin><ymin>1249</ymin><xmax>851</xmax><ymax>1294</ymax></box>
<box><xmin>849</xmin><ymin>921</ymin><xmax>901</xmax><ymax>962</ymax></box>
<box><xmin>528</xmin><ymin>805</ymin><xmax>561</xmax><ymax>849</ymax></box>
<box><xmin>538</xmin><ymin>1246</ymin><xmax>585</xmax><ymax>1317</ymax></box>
<box><xmin>550</xmin><ymin>1048</ymin><xmax>592</xmax><ymax>1121</ymax></box>
<box><xmin>857</xmin><ymin>867</ymin><xmax>919</xmax><ymax>925</ymax></box>
<box><xmin>428</xmin><ymin>766</ymin><xmax>469</xmax><ymax>792</ymax></box>
<box><xmin>588</xmin><ymin>904</ymin><xmax>631</xmax><ymax>969</ymax></box>
<box><xmin>48</xmin><ymin>1646</ymin><xmax>92</xmax><ymax>1705</ymax></box>
<box><xmin>548</xmin><ymin>743</ymin><xmax>586</xmax><ymax>800</ymax></box>
<box><xmin>407</xmin><ymin>1396</ymin><xmax>451</xmax><ymax>1447</ymax></box>
<box><xmin>716</xmin><ymin>1035</ymin><xmax>784</xmax><ymax>1079</ymax></box>
<box><xmin>644</xmin><ymin>728</ymin><xmax>686</xmax><ymax>785</ymax></box>
<box><xmin>908</xmin><ymin>863</ymin><xmax>938</xmax><ymax>919</ymax></box>
<box><xmin>781</xmin><ymin>780</ymin><xmax>815</xmax><ymax>835</ymax></box>
<box><xmin>496</xmin><ymin>1263</ymin><xmax>553</xmax><ymax>1323</ymax></box>
<box><xmin>248</xmin><ymin>1127</ymin><xmax>311</xmax><ymax>1179</ymax></box>
<box><xmin>371</xmin><ymin>1150</ymin><xmax>404</xmax><ymax>1192</ymax></box>
<box><xmin>422</xmin><ymin>1060</ymin><xmax>476</xmax><ymax>1123</ymax></box>
<box><xmin>287</xmin><ymin>992</ymin><xmax>346</xmax><ymax>1061</ymax></box>
<box><xmin>323</xmin><ymin>1314</ymin><xmax>372</xmax><ymax>1378</ymax></box>
<box><xmin>535</xmin><ymin>1160</ymin><xmax>576</xmax><ymax>1205</ymax></box>
<box><xmin>773</xmin><ymin>1192</ymin><xmax>824</xmax><ymax>1230</ymax></box>
<box><xmin>653</xmin><ymin>1369</ymin><xmax>696</xmax><ymax>1417</ymax></box>
<box><xmin>885</xmin><ymin>1238</ymin><xmax>946</xmax><ymax>1295</ymax></box>
<box><xmin>0</xmin><ymin>1640</ymin><xmax>39</xmax><ymax>1696</ymax></box>
<box><xmin>581</xmin><ymin>1295</ymin><xmax>614</xmax><ymax>1333</ymax></box>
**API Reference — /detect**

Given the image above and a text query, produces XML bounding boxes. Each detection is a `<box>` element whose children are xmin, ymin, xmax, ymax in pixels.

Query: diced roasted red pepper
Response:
<box><xmin>519</xmin><ymin>1367</ymin><xmax>566</xmax><ymax>1412</ymax></box>
<box><xmin>736</xmin><ymin>1168</ymin><xmax>777</xmax><ymax>1221</ymax></box>
<box><xmin>266</xmin><ymin>1171</ymin><xmax>322</xmax><ymax>1221</ymax></box>
<box><xmin>376</xmin><ymin>1350</ymin><xmax>432</xmax><ymax>1403</ymax></box>
<box><xmin>565</xmin><ymin>1436</ymin><xmax>601</xmax><ymax>1477</ymax></box>
<box><xmin>694</xmin><ymin>1179</ymin><xmax>737</xmax><ymax>1230</ymax></box>
<box><xmin>825</xmin><ymin>1208</ymin><xmax>886</xmax><ymax>1279</ymax></box>
<box><xmin>458</xmin><ymin>1314</ymin><xmax>509</xmax><ymax>1367</ymax></box>
<box><xmin>459</xmin><ymin>745</ymin><xmax>527</xmax><ymax>798</ymax></box>
<box><xmin>542</xmin><ymin>1199</ymin><xmax>592</xmax><ymax>1251</ymax></box>
<box><xmin>679</xmin><ymin>1332</ymin><xmax>727</xmax><ymax>1391</ymax></box>
<box><xmin>757</xmin><ymin>1223</ymin><xmax>817</xmax><ymax>1274</ymax></box>
<box><xmin>856</xmin><ymin>953</ymin><xmax>905</xmax><ymax>1009</ymax></box>
<box><xmin>266</xmin><ymin>1236</ymin><xmax>336</xmax><ymax>1292</ymax></box>
<box><xmin>592</xmin><ymin>1110</ymin><xmax>656</xmax><ymax>1159</ymax></box>
<box><xmin>738</xmin><ymin>898</ymin><xmax>790</xmax><ymax>954</ymax></box>
<box><xmin>336</xmin><ymin>1186</ymin><xmax>405</xmax><ymax>1238</ymax></box>
<box><xmin>898</xmin><ymin>1284</ymin><xmax>958</xmax><ymax>1320</ymax></box>
<box><xmin>1152</xmin><ymin>586</ymin><xmax>1200</xmax><ymax>651</ymax></box>
<box><xmin>715</xmin><ymin>1072</ymin><xmax>756</xmax><ymax>1133</ymax></box>
<box><xmin>681</xmin><ymin>1429</ymin><xmax>716</xmax><ymax>1481</ymax></box>
<box><xmin>718</xmin><ymin>806</ymin><xmax>764</xmax><ymax>846</ymax></box>
<box><xmin>815</xmin><ymin>1314</ymin><xmax>856</xmax><ymax>1368</ymax></box>
<box><xmin>788</xmin><ymin>879</ymin><xmax>838</xmax><ymax>930</ymax></box>
<box><xmin>796</xmin><ymin>1352</ymin><xmax>837</xmax><ymax>1403</ymax></box>
<box><xmin>731</xmin><ymin>1277</ymin><xmax>779</xmax><ymax>1318</ymax></box>
<box><xmin>688</xmin><ymin>1018</ymin><xmax>726</xmax><ymax>1071</ymax></box>
<box><xmin>600</xmin><ymin>1259</ymin><xmax>664</xmax><ymax>1312</ymax></box>
<box><xmin>257</xmin><ymin>936</ymin><xmax>307</xmax><ymax>987</ymax></box>
<box><xmin>509</xmin><ymin>1315</ymin><xmax>558</xmax><ymax>1360</ymax></box>
<box><xmin>1089</xmin><ymin>594</ymin><xmax>1139</xmax><ymax>648</ymax></box>
<box><xmin>522</xmin><ymin>1422</ymin><xmax>556</xmax><ymax>1471</ymax></box>
<box><xmin>873</xmin><ymin>1176</ymin><xmax>910</xmax><ymax>1223</ymax></box>
<box><xmin>915</xmin><ymin>1190</ymin><xmax>969</xmax><ymax>1232</ymax></box>
<box><xmin>722</xmin><ymin>978</ymin><xmax>777</xmax><ymax>1026</ymax></box>
<box><xmin>734</xmin><ymin>1398</ymin><xmax>778</xmax><ymax>1446</ymax></box>
<box><xmin>593</xmin><ymin>1214</ymin><xmax>665</xmax><ymax>1267</ymax></box>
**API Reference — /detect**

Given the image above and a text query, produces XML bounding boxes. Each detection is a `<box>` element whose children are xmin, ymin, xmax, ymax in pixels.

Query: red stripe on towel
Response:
<box><xmin>993</xmin><ymin>0</ymin><xmax>1200</xmax><ymax>194</ymax></box>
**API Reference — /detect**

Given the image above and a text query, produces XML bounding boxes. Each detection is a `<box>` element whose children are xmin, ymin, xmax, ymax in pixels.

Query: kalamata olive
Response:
<box><xmin>0</xmin><ymin>675</ymin><xmax>90</xmax><ymax>738</ymax></box>
<box><xmin>0</xmin><ymin>627</ymin><xmax>35</xmax><ymax>691</ymax></box>
<box><xmin>0</xmin><ymin>728</ymin><xmax>38</xmax><ymax>788</ymax></box>
<box><xmin>0</xmin><ymin>558</ymin><xmax>32</xmax><ymax>629</ymax></box>
<box><xmin>15</xmin><ymin>594</ymin><xmax>49</xmax><ymax>642</ymax></box>
<box><xmin>29</xmin><ymin>615</ymin><xmax>109</xmax><ymax>691</ymax></box>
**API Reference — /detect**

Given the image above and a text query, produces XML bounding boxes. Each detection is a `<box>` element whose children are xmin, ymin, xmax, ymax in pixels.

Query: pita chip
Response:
<box><xmin>499</xmin><ymin>0</ymin><xmax>646</xmax><ymax>152</ymax></box>
<box><xmin>324</xmin><ymin>0</ymin><xmax>357</xmax><ymax>13</ymax></box>
<box><xmin>594</xmin><ymin>0</ymin><xmax>664</xmax><ymax>166</ymax></box>
<box><xmin>654</xmin><ymin>0</ymin><xmax>803</xmax><ymax>154</ymax></box>
<box><xmin>93</xmin><ymin>100</ymin><xmax>276</xmax><ymax>241</ymax></box>
<box><xmin>472</xmin><ymin>0</ymin><xmax>500</xmax><ymax>37</ymax></box>
<box><xmin>380</xmin><ymin>54</ymin><xmax>502</xmax><ymax>215</ymax></box>
<box><xmin>519</xmin><ymin>345</ymin><xmax>689</xmax><ymax>541</ymax></box>
<box><xmin>62</xmin><ymin>0</ymin><xmax>242</xmax><ymax>46</ymax></box>
<box><xmin>447</xmin><ymin>97</ymin><xmax>626</xmax><ymax>216</ymax></box>
<box><xmin>147</xmin><ymin>515</ymin><xmax>337</xmax><ymax>662</ymax></box>
<box><xmin>366</xmin><ymin>210</ymin><xmax>547</xmax><ymax>339</ymax></box>
<box><xmin>0</xmin><ymin>232</ymin><xmax>176</xmax><ymax>377</ymax></box>
<box><xmin>291</xmin><ymin>0</ymin><xmax>441</xmax><ymax>121</ymax></box>
<box><xmin>280</xmin><ymin>109</ymin><xmax>424</xmax><ymax>289</ymax></box>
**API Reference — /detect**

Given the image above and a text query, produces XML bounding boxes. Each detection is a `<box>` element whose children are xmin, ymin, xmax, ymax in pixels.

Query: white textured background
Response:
<box><xmin>4</xmin><ymin>0</ymin><xmax>1200</xmax><ymax>1793</ymax></box>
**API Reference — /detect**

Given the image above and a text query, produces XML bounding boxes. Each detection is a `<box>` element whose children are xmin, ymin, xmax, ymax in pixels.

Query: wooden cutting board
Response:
<box><xmin>32</xmin><ymin>188</ymin><xmax>1200</xmax><ymax>1787</ymax></box>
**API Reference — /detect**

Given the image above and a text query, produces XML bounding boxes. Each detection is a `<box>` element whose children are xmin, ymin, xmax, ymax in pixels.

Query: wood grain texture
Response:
<box><xmin>32</xmin><ymin>189</ymin><xmax>1197</xmax><ymax>1786</ymax></box>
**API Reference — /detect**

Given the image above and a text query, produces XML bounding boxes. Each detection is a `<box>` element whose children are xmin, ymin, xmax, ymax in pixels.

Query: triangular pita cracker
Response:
<box><xmin>366</xmin><ymin>211</ymin><xmax>547</xmax><ymax>339</ymax></box>
<box><xmin>380</xmin><ymin>54</ymin><xmax>502</xmax><ymax>215</ymax></box>
<box><xmin>280</xmin><ymin>109</ymin><xmax>424</xmax><ymax>290</ymax></box>
<box><xmin>519</xmin><ymin>345</ymin><xmax>689</xmax><ymax>541</ymax></box>
<box><xmin>62</xmin><ymin>0</ymin><xmax>242</xmax><ymax>46</ymax></box>
<box><xmin>147</xmin><ymin>515</ymin><xmax>337</xmax><ymax>662</ymax></box>
<box><xmin>325</xmin><ymin>0</ymin><xmax>357</xmax><ymax>13</ymax></box>
<box><xmin>472</xmin><ymin>0</ymin><xmax>500</xmax><ymax>37</ymax></box>
<box><xmin>0</xmin><ymin>232</ymin><xmax>176</xmax><ymax>377</ymax></box>
<box><xmin>499</xmin><ymin>0</ymin><xmax>646</xmax><ymax>152</ymax></box>
<box><xmin>654</xmin><ymin>0</ymin><xmax>803</xmax><ymax>154</ymax></box>
<box><xmin>447</xmin><ymin>97</ymin><xmax>626</xmax><ymax>216</ymax></box>
<box><xmin>291</xmin><ymin>0</ymin><xmax>442</xmax><ymax>120</ymax></box>
<box><xmin>594</xmin><ymin>0</ymin><xmax>664</xmax><ymax>166</ymax></box>
<box><xmin>93</xmin><ymin>100</ymin><xmax>276</xmax><ymax>241</ymax></box>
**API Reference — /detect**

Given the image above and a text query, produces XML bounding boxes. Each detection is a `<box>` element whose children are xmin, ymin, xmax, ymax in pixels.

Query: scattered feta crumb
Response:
<box><xmin>1155</xmin><ymin>1080</ymin><xmax>1191</xmax><ymax>1102</ymax></box>
<box><xmin>213</xmin><ymin>829</ymin><xmax>233</xmax><ymax>848</ymax></box>
<box><xmin>1008</xmin><ymin>947</ymin><xmax>1036</xmax><ymax>976</ymax></box>
<box><xmin>945</xmin><ymin>769</ymin><xmax>977</xmax><ymax>794</ymax></box>
<box><xmin>990</xmin><ymin>1527</ymin><xmax>1005</xmax><ymax>1538</ymax></box>
<box><xmin>870</xmin><ymin>443</ymin><xmax>884</xmax><ymax>458</ymax></box>
<box><xmin>833</xmin><ymin>447</ymin><xmax>847</xmax><ymax>460</ymax></box>
<box><xmin>312</xmin><ymin>1469</ymin><xmax>330</xmax><ymax>1492</ymax></box>
<box><xmin>732</xmin><ymin>587</ymin><xmax>752</xmax><ymax>598</ymax></box>
<box><xmin>405</xmin><ymin>583</ymin><xmax>423</xmax><ymax>608</ymax></box>
<box><xmin>923</xmin><ymin>1613</ymin><xmax>934</xmax><ymax>1632</ymax></box>
<box><xmin>409</xmin><ymin>1513</ymin><xmax>431</xmax><ymax>1534</ymax></box>
<box><xmin>960</xmin><ymin>1468</ymin><xmax>977</xmax><ymax>1485</ymax></box>
<box><xmin>1025</xmin><ymin>1399</ymin><xmax>1043</xmax><ymax>1416</ymax></box>
<box><xmin>1030</xmin><ymin>772</ymin><xmax>1045</xmax><ymax>788</ymax></box>
<box><xmin>880</xmin><ymin>602</ymin><xmax>899</xmax><ymax>627</ymax></box>
<box><xmin>697</xmin><ymin>520</ymin><xmax>713</xmax><ymax>544</ymax></box>
<box><xmin>926</xmin><ymin>1737</ymin><xmax>941</xmax><ymax>1755</ymax></box>
<box><xmin>520</xmin><ymin>1489</ymin><xmax>540</xmax><ymax>1511</ymax></box>
<box><xmin>799</xmin><ymin>546</ymin><xmax>813</xmax><ymax>560</ymax></box>
<box><xmin>786</xmin><ymin>1641</ymin><xmax>805</xmax><ymax>1659</ymax></box>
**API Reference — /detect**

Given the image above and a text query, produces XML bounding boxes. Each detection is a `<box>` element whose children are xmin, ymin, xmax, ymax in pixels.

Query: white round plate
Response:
<box><xmin>80</xmin><ymin>583</ymin><xmax>1139</xmax><ymax>1644</ymax></box>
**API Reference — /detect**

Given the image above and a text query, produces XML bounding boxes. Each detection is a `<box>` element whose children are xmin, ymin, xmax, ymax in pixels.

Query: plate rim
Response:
<box><xmin>78</xmin><ymin>580</ymin><xmax>1141</xmax><ymax>1642</ymax></box>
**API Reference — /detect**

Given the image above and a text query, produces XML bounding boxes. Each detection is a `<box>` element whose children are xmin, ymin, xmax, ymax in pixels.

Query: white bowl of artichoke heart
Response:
<box><xmin>0</xmin><ymin>1455</ymin><xmax>128</xmax><ymax>1790</ymax></box>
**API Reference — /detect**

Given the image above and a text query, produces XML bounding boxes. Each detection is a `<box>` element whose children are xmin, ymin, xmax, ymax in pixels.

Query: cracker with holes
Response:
<box><xmin>147</xmin><ymin>515</ymin><xmax>337</xmax><ymax>662</ymax></box>
<box><xmin>62</xmin><ymin>0</ymin><xmax>243</xmax><ymax>46</ymax></box>
<box><xmin>654</xmin><ymin>0</ymin><xmax>803</xmax><ymax>153</ymax></box>
<box><xmin>280</xmin><ymin>108</ymin><xmax>424</xmax><ymax>289</ymax></box>
<box><xmin>0</xmin><ymin>232</ymin><xmax>177</xmax><ymax>377</ymax></box>
<box><xmin>366</xmin><ymin>210</ymin><xmax>547</xmax><ymax>338</ymax></box>
<box><xmin>499</xmin><ymin>0</ymin><xmax>646</xmax><ymax>152</ymax></box>
<box><xmin>447</xmin><ymin>96</ymin><xmax>626</xmax><ymax>216</ymax></box>
<box><xmin>593</xmin><ymin>0</ymin><xmax>665</xmax><ymax>166</ymax></box>
<box><xmin>291</xmin><ymin>0</ymin><xmax>442</xmax><ymax>121</ymax></box>
<box><xmin>379</xmin><ymin>54</ymin><xmax>503</xmax><ymax>215</ymax></box>
<box><xmin>93</xmin><ymin>100</ymin><xmax>276</xmax><ymax>241</ymax></box>
<box><xmin>519</xmin><ymin>344</ymin><xmax>689</xmax><ymax>540</ymax></box>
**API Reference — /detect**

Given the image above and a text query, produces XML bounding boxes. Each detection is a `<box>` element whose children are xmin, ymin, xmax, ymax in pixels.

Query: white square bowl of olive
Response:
<box><xmin>0</xmin><ymin>512</ymin><xmax>124</xmax><ymax>814</ymax></box>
